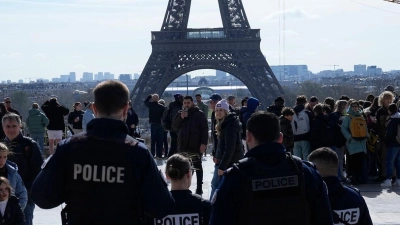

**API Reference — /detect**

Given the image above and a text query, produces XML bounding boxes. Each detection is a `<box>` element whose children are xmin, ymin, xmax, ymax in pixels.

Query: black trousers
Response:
<box><xmin>191</xmin><ymin>153</ymin><xmax>203</xmax><ymax>188</ymax></box>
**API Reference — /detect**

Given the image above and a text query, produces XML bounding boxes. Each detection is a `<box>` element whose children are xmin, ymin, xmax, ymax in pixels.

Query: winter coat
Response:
<box><xmin>168</xmin><ymin>101</ymin><xmax>183</xmax><ymax>125</ymax></box>
<box><xmin>385</xmin><ymin>112</ymin><xmax>400</xmax><ymax>148</ymax></box>
<box><xmin>239</xmin><ymin>107</ymin><xmax>248</xmax><ymax>139</ymax></box>
<box><xmin>376</xmin><ymin>107</ymin><xmax>390</xmax><ymax>139</ymax></box>
<box><xmin>126</xmin><ymin>108</ymin><xmax>139</xmax><ymax>137</ymax></box>
<box><xmin>197</xmin><ymin>102</ymin><xmax>209</xmax><ymax>117</ymax></box>
<box><xmin>0</xmin><ymin>196</ymin><xmax>25</xmax><ymax>225</ymax></box>
<box><xmin>67</xmin><ymin>110</ymin><xmax>84</xmax><ymax>129</ymax></box>
<box><xmin>215</xmin><ymin>114</ymin><xmax>244</xmax><ymax>171</ymax></box>
<box><xmin>267</xmin><ymin>104</ymin><xmax>284</xmax><ymax>117</ymax></box>
<box><xmin>6</xmin><ymin>107</ymin><xmax>21</xmax><ymax>120</ymax></box>
<box><xmin>310</xmin><ymin>113</ymin><xmax>335</xmax><ymax>150</ymax></box>
<box><xmin>279</xmin><ymin>116</ymin><xmax>294</xmax><ymax>150</ymax></box>
<box><xmin>4</xmin><ymin>161</ymin><xmax>27</xmax><ymax>210</ymax></box>
<box><xmin>243</xmin><ymin>98</ymin><xmax>259</xmax><ymax>127</ymax></box>
<box><xmin>26</xmin><ymin>108</ymin><xmax>49</xmax><ymax>134</ymax></box>
<box><xmin>172</xmin><ymin>107</ymin><xmax>208</xmax><ymax>153</ymax></box>
<box><xmin>211</xmin><ymin>111</ymin><xmax>218</xmax><ymax>156</ymax></box>
<box><xmin>82</xmin><ymin>109</ymin><xmax>95</xmax><ymax>132</ymax></box>
<box><xmin>144</xmin><ymin>95</ymin><xmax>165</xmax><ymax>125</ymax></box>
<box><xmin>41</xmin><ymin>101</ymin><xmax>69</xmax><ymax>131</ymax></box>
<box><xmin>341</xmin><ymin>108</ymin><xmax>367</xmax><ymax>155</ymax></box>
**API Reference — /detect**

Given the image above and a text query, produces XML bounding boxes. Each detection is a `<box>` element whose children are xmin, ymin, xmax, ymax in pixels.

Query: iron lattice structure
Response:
<box><xmin>132</xmin><ymin>0</ymin><xmax>284</xmax><ymax>116</ymax></box>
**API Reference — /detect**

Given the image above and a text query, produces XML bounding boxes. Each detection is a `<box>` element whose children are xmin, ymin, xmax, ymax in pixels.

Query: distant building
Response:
<box><xmin>354</xmin><ymin>64</ymin><xmax>366</xmax><ymax>75</ymax></box>
<box><xmin>6</xmin><ymin>80</ymin><xmax>11</xmax><ymax>84</ymax></box>
<box><xmin>119</xmin><ymin>74</ymin><xmax>131</xmax><ymax>81</ymax></box>
<box><xmin>18</xmin><ymin>79</ymin><xmax>23</xmax><ymax>83</ymax></box>
<box><xmin>104</xmin><ymin>72</ymin><xmax>114</xmax><ymax>80</ymax></box>
<box><xmin>52</xmin><ymin>78</ymin><xmax>61</xmax><ymax>82</ymax></box>
<box><xmin>60</xmin><ymin>75</ymin><xmax>70</xmax><ymax>82</ymax></box>
<box><xmin>69</xmin><ymin>72</ymin><xmax>76</xmax><ymax>82</ymax></box>
<box><xmin>82</xmin><ymin>72</ymin><xmax>93</xmax><ymax>82</ymax></box>
<box><xmin>270</xmin><ymin>65</ymin><xmax>309</xmax><ymax>80</ymax></box>
<box><xmin>134</xmin><ymin>73</ymin><xmax>140</xmax><ymax>79</ymax></box>
<box><xmin>367</xmin><ymin>66</ymin><xmax>382</xmax><ymax>76</ymax></box>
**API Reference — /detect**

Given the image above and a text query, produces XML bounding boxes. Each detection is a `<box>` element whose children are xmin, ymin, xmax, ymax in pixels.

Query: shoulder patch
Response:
<box><xmin>41</xmin><ymin>155</ymin><xmax>53</xmax><ymax>169</ymax></box>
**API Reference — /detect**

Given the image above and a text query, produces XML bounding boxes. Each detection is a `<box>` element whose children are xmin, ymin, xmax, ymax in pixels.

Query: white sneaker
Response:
<box><xmin>380</xmin><ymin>179</ymin><xmax>392</xmax><ymax>188</ymax></box>
<box><xmin>393</xmin><ymin>179</ymin><xmax>400</xmax><ymax>187</ymax></box>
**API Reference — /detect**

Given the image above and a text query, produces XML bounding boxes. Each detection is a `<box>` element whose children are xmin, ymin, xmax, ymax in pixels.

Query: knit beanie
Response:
<box><xmin>215</xmin><ymin>99</ymin><xmax>230</xmax><ymax>112</ymax></box>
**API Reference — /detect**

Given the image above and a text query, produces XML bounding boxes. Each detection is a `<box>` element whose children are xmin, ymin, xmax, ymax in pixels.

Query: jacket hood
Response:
<box><xmin>28</xmin><ymin>108</ymin><xmax>41</xmax><ymax>116</ymax></box>
<box><xmin>221</xmin><ymin>113</ymin><xmax>241</xmax><ymax>131</ymax></box>
<box><xmin>247</xmin><ymin>97</ymin><xmax>259</xmax><ymax>112</ymax></box>
<box><xmin>347</xmin><ymin>107</ymin><xmax>362</xmax><ymax>117</ymax></box>
<box><xmin>293</xmin><ymin>104</ymin><xmax>305</xmax><ymax>114</ymax></box>
<box><xmin>5</xmin><ymin>160</ymin><xmax>18</xmax><ymax>172</ymax></box>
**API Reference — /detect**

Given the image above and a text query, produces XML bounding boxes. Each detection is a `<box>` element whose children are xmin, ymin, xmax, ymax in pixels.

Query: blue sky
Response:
<box><xmin>0</xmin><ymin>0</ymin><xmax>399</xmax><ymax>82</ymax></box>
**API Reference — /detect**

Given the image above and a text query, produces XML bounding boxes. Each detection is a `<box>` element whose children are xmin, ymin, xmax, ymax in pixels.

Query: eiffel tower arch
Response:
<box><xmin>132</xmin><ymin>0</ymin><xmax>284</xmax><ymax>116</ymax></box>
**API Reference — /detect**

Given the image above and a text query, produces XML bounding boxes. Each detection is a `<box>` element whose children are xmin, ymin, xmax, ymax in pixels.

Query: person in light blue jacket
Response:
<box><xmin>82</xmin><ymin>101</ymin><xmax>95</xmax><ymax>132</ymax></box>
<box><xmin>341</xmin><ymin>101</ymin><xmax>368</xmax><ymax>185</ymax></box>
<box><xmin>0</xmin><ymin>143</ymin><xmax>28</xmax><ymax>210</ymax></box>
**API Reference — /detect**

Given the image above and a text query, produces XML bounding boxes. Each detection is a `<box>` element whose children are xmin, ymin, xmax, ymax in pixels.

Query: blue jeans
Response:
<box><xmin>30</xmin><ymin>132</ymin><xmax>44</xmax><ymax>153</ymax></box>
<box><xmin>150</xmin><ymin>124</ymin><xmax>164</xmax><ymax>157</ymax></box>
<box><xmin>330</xmin><ymin>146</ymin><xmax>344</xmax><ymax>180</ymax></box>
<box><xmin>293</xmin><ymin>140</ymin><xmax>311</xmax><ymax>160</ymax></box>
<box><xmin>210</xmin><ymin>165</ymin><xmax>220</xmax><ymax>200</ymax></box>
<box><xmin>24</xmin><ymin>198</ymin><xmax>35</xmax><ymax>225</ymax></box>
<box><xmin>386</xmin><ymin>147</ymin><xmax>400</xmax><ymax>179</ymax></box>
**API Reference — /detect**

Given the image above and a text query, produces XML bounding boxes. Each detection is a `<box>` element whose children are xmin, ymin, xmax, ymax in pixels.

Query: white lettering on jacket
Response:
<box><xmin>333</xmin><ymin>208</ymin><xmax>360</xmax><ymax>225</ymax></box>
<box><xmin>73</xmin><ymin>164</ymin><xmax>124</xmax><ymax>183</ymax></box>
<box><xmin>154</xmin><ymin>213</ymin><xmax>200</xmax><ymax>225</ymax></box>
<box><xmin>252</xmin><ymin>175</ymin><xmax>299</xmax><ymax>191</ymax></box>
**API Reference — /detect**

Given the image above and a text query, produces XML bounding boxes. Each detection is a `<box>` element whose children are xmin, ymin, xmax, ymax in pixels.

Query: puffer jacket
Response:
<box><xmin>5</xmin><ymin>161</ymin><xmax>27</xmax><ymax>210</ymax></box>
<box><xmin>385</xmin><ymin>112</ymin><xmax>400</xmax><ymax>148</ymax></box>
<box><xmin>215</xmin><ymin>114</ymin><xmax>244</xmax><ymax>171</ymax></box>
<box><xmin>26</xmin><ymin>108</ymin><xmax>49</xmax><ymax>134</ymax></box>
<box><xmin>0</xmin><ymin>196</ymin><xmax>25</xmax><ymax>225</ymax></box>
<box><xmin>341</xmin><ymin>108</ymin><xmax>367</xmax><ymax>155</ymax></box>
<box><xmin>172</xmin><ymin>107</ymin><xmax>208</xmax><ymax>153</ymax></box>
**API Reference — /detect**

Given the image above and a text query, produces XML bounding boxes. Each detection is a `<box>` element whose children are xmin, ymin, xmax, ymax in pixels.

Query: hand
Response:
<box><xmin>74</xmin><ymin>117</ymin><xmax>79</xmax><ymax>122</ymax></box>
<box><xmin>130</xmin><ymin>124</ymin><xmax>136</xmax><ymax>129</ymax></box>
<box><xmin>213</xmin><ymin>157</ymin><xmax>218</xmax><ymax>164</ymax></box>
<box><xmin>181</xmin><ymin>111</ymin><xmax>188</xmax><ymax>119</ymax></box>
<box><xmin>218</xmin><ymin>169</ymin><xmax>224</xmax><ymax>176</ymax></box>
<box><xmin>199</xmin><ymin>144</ymin><xmax>206</xmax><ymax>153</ymax></box>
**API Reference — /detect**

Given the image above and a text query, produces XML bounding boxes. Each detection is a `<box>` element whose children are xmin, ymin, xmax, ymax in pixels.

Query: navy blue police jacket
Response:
<box><xmin>31</xmin><ymin>118</ymin><xmax>174</xmax><ymax>225</ymax></box>
<box><xmin>209</xmin><ymin>142</ymin><xmax>334</xmax><ymax>225</ymax></box>
<box><xmin>323</xmin><ymin>176</ymin><xmax>372</xmax><ymax>225</ymax></box>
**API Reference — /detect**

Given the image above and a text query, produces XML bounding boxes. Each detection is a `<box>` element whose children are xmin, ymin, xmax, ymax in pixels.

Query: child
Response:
<box><xmin>0</xmin><ymin>176</ymin><xmax>25</xmax><ymax>224</ymax></box>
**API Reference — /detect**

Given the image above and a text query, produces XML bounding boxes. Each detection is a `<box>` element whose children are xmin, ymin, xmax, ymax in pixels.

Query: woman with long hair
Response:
<box><xmin>0</xmin><ymin>176</ymin><xmax>25</xmax><ymax>224</ymax></box>
<box><xmin>210</xmin><ymin>99</ymin><xmax>243</xmax><ymax>199</ymax></box>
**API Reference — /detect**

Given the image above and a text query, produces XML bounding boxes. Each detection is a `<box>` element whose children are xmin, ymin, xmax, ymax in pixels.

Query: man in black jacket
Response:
<box><xmin>172</xmin><ymin>96</ymin><xmax>208</xmax><ymax>195</ymax></box>
<box><xmin>144</xmin><ymin>94</ymin><xmax>165</xmax><ymax>158</ymax></box>
<box><xmin>167</xmin><ymin>93</ymin><xmax>183</xmax><ymax>157</ymax></box>
<box><xmin>210</xmin><ymin>94</ymin><xmax>222</xmax><ymax>157</ymax></box>
<box><xmin>4</xmin><ymin>97</ymin><xmax>21</xmax><ymax>119</ymax></box>
<box><xmin>2</xmin><ymin>113</ymin><xmax>43</xmax><ymax>225</ymax></box>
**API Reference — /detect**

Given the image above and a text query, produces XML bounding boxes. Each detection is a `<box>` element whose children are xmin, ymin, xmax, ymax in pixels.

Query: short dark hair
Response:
<box><xmin>310</xmin><ymin>96</ymin><xmax>318</xmax><ymax>103</ymax></box>
<box><xmin>241</xmin><ymin>97</ymin><xmax>249</xmax><ymax>106</ymax></box>
<box><xmin>281</xmin><ymin>107</ymin><xmax>294</xmax><ymax>116</ymax></box>
<box><xmin>308</xmin><ymin>147</ymin><xmax>338</xmax><ymax>170</ymax></box>
<box><xmin>195</xmin><ymin>94</ymin><xmax>201</xmax><ymax>98</ymax></box>
<box><xmin>93</xmin><ymin>80</ymin><xmax>129</xmax><ymax>116</ymax></box>
<box><xmin>322</xmin><ymin>104</ymin><xmax>332</xmax><ymax>114</ymax></box>
<box><xmin>324</xmin><ymin>97</ymin><xmax>335</xmax><ymax>111</ymax></box>
<box><xmin>313</xmin><ymin>104</ymin><xmax>323</xmax><ymax>115</ymax></box>
<box><xmin>166</xmin><ymin>154</ymin><xmax>191</xmax><ymax>180</ymax></box>
<box><xmin>388</xmin><ymin>103</ymin><xmax>397</xmax><ymax>115</ymax></box>
<box><xmin>247</xmin><ymin>111</ymin><xmax>280</xmax><ymax>143</ymax></box>
<box><xmin>183</xmin><ymin>96</ymin><xmax>193</xmax><ymax>101</ymax></box>
<box><xmin>296</xmin><ymin>95</ymin><xmax>307</xmax><ymax>105</ymax></box>
<box><xmin>339</xmin><ymin>95</ymin><xmax>350</xmax><ymax>101</ymax></box>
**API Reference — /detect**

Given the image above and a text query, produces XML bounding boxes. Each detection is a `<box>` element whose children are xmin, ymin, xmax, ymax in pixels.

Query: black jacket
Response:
<box><xmin>144</xmin><ymin>95</ymin><xmax>165</xmax><ymax>125</ymax></box>
<box><xmin>168</xmin><ymin>101</ymin><xmax>183</xmax><ymax>126</ymax></box>
<box><xmin>172</xmin><ymin>107</ymin><xmax>208</xmax><ymax>153</ymax></box>
<box><xmin>126</xmin><ymin>108</ymin><xmax>139</xmax><ymax>137</ymax></box>
<box><xmin>385</xmin><ymin>114</ymin><xmax>400</xmax><ymax>148</ymax></box>
<box><xmin>310</xmin><ymin>113</ymin><xmax>335</xmax><ymax>150</ymax></box>
<box><xmin>239</xmin><ymin>107</ymin><xmax>248</xmax><ymax>139</ymax></box>
<box><xmin>2</xmin><ymin>133</ymin><xmax>43</xmax><ymax>192</ymax></box>
<box><xmin>215</xmin><ymin>114</ymin><xmax>244</xmax><ymax>170</ymax></box>
<box><xmin>31</xmin><ymin>118</ymin><xmax>174</xmax><ymax>225</ymax></box>
<box><xmin>279</xmin><ymin>116</ymin><xmax>294</xmax><ymax>150</ymax></box>
<box><xmin>68</xmin><ymin>110</ymin><xmax>84</xmax><ymax>129</ymax></box>
<box><xmin>41</xmin><ymin>101</ymin><xmax>69</xmax><ymax>130</ymax></box>
<box><xmin>0</xmin><ymin>196</ymin><xmax>25</xmax><ymax>225</ymax></box>
<box><xmin>211</xmin><ymin>111</ymin><xmax>218</xmax><ymax>156</ymax></box>
<box><xmin>267</xmin><ymin>104</ymin><xmax>284</xmax><ymax>117</ymax></box>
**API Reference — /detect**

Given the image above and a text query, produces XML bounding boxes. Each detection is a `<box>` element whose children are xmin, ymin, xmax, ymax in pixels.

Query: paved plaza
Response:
<box><xmin>33</xmin><ymin>155</ymin><xmax>400</xmax><ymax>224</ymax></box>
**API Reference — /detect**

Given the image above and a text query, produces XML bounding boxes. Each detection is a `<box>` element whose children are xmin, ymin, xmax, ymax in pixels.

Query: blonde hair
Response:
<box><xmin>0</xmin><ymin>143</ymin><xmax>10</xmax><ymax>155</ymax></box>
<box><xmin>0</xmin><ymin>177</ymin><xmax>12</xmax><ymax>198</ymax></box>
<box><xmin>378</xmin><ymin>91</ymin><xmax>394</xmax><ymax>107</ymax></box>
<box><xmin>215</xmin><ymin>110</ymin><xmax>229</xmax><ymax>137</ymax></box>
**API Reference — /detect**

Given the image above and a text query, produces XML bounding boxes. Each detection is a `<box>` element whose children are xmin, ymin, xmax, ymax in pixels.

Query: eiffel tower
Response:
<box><xmin>132</xmin><ymin>0</ymin><xmax>284</xmax><ymax>116</ymax></box>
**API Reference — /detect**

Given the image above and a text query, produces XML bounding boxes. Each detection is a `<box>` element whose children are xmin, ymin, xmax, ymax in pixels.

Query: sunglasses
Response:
<box><xmin>5</xmin><ymin>101</ymin><xmax>11</xmax><ymax>103</ymax></box>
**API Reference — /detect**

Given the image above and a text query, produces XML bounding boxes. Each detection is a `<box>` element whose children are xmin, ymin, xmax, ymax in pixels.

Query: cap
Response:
<box><xmin>210</xmin><ymin>93</ymin><xmax>222</xmax><ymax>101</ymax></box>
<box><xmin>385</xmin><ymin>85</ymin><xmax>395</xmax><ymax>92</ymax></box>
<box><xmin>275</xmin><ymin>96</ymin><xmax>285</xmax><ymax>103</ymax></box>
<box><xmin>215</xmin><ymin>99</ymin><xmax>230</xmax><ymax>112</ymax></box>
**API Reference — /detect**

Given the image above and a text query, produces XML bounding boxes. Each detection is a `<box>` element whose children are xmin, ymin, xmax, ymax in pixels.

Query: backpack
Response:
<box><xmin>292</xmin><ymin>110</ymin><xmax>311</xmax><ymax>136</ymax></box>
<box><xmin>347</xmin><ymin>114</ymin><xmax>367</xmax><ymax>140</ymax></box>
<box><xmin>161</xmin><ymin>108</ymin><xmax>172</xmax><ymax>131</ymax></box>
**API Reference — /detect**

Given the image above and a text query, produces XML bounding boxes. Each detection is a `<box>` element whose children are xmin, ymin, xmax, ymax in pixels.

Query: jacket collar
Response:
<box><xmin>245</xmin><ymin>142</ymin><xmax>286</xmax><ymax>158</ymax></box>
<box><xmin>86</xmin><ymin>118</ymin><xmax>129</xmax><ymax>138</ymax></box>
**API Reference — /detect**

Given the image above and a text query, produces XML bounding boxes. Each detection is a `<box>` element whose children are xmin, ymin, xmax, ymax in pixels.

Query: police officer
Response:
<box><xmin>308</xmin><ymin>147</ymin><xmax>373</xmax><ymax>225</ymax></box>
<box><xmin>2</xmin><ymin>113</ymin><xmax>43</xmax><ymax>225</ymax></box>
<box><xmin>209</xmin><ymin>111</ymin><xmax>334</xmax><ymax>225</ymax></box>
<box><xmin>150</xmin><ymin>154</ymin><xmax>211</xmax><ymax>225</ymax></box>
<box><xmin>31</xmin><ymin>80</ymin><xmax>174</xmax><ymax>225</ymax></box>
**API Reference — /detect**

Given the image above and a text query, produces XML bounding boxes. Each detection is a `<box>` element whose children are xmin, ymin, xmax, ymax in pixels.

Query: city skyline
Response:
<box><xmin>1</xmin><ymin>0</ymin><xmax>399</xmax><ymax>82</ymax></box>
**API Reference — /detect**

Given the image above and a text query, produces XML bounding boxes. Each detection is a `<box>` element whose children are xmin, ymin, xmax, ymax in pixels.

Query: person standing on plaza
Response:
<box><xmin>195</xmin><ymin>94</ymin><xmax>208</xmax><ymax>117</ymax></box>
<box><xmin>41</xmin><ymin>98</ymin><xmax>69</xmax><ymax>155</ymax></box>
<box><xmin>210</xmin><ymin>99</ymin><xmax>243</xmax><ymax>199</ymax></box>
<box><xmin>209</xmin><ymin>94</ymin><xmax>222</xmax><ymax>158</ymax></box>
<box><xmin>26</xmin><ymin>103</ymin><xmax>49</xmax><ymax>154</ymax></box>
<box><xmin>227</xmin><ymin>95</ymin><xmax>239</xmax><ymax>114</ymax></box>
<box><xmin>172</xmin><ymin>96</ymin><xmax>208</xmax><ymax>195</ymax></box>
<box><xmin>166</xmin><ymin>94</ymin><xmax>183</xmax><ymax>157</ymax></box>
<box><xmin>82</xmin><ymin>101</ymin><xmax>95</xmax><ymax>132</ymax></box>
<box><xmin>67</xmin><ymin>102</ymin><xmax>84</xmax><ymax>135</ymax></box>
<box><xmin>31</xmin><ymin>80</ymin><xmax>174</xmax><ymax>225</ymax></box>
<box><xmin>267</xmin><ymin>96</ymin><xmax>285</xmax><ymax>117</ymax></box>
<box><xmin>291</xmin><ymin>95</ymin><xmax>313</xmax><ymax>160</ymax></box>
<box><xmin>126</xmin><ymin>101</ymin><xmax>139</xmax><ymax>138</ymax></box>
<box><xmin>239</xmin><ymin>97</ymin><xmax>249</xmax><ymax>153</ymax></box>
<box><xmin>0</xmin><ymin>103</ymin><xmax>8</xmax><ymax>140</ymax></box>
<box><xmin>158</xmin><ymin>99</ymin><xmax>169</xmax><ymax>157</ymax></box>
<box><xmin>279</xmin><ymin>107</ymin><xmax>294</xmax><ymax>153</ymax></box>
<box><xmin>308</xmin><ymin>147</ymin><xmax>372</xmax><ymax>225</ymax></box>
<box><xmin>3</xmin><ymin>98</ymin><xmax>20</xmax><ymax>119</ymax></box>
<box><xmin>145</xmin><ymin>94</ymin><xmax>165</xmax><ymax>158</ymax></box>
<box><xmin>1</xmin><ymin>113</ymin><xmax>43</xmax><ymax>225</ymax></box>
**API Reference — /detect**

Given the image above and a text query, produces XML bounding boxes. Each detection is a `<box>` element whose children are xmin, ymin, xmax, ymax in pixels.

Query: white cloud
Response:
<box><xmin>33</xmin><ymin>53</ymin><xmax>47</xmax><ymax>61</ymax></box>
<box><xmin>262</xmin><ymin>8</ymin><xmax>319</xmax><ymax>23</ymax></box>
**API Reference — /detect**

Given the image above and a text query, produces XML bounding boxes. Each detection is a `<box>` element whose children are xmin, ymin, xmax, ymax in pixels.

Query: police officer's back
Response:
<box><xmin>150</xmin><ymin>154</ymin><xmax>211</xmax><ymax>225</ymax></box>
<box><xmin>209</xmin><ymin>112</ymin><xmax>334</xmax><ymax>225</ymax></box>
<box><xmin>31</xmin><ymin>80</ymin><xmax>174</xmax><ymax>225</ymax></box>
<box><xmin>308</xmin><ymin>147</ymin><xmax>372</xmax><ymax>225</ymax></box>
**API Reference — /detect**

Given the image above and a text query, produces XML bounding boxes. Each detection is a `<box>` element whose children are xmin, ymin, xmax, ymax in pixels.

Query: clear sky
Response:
<box><xmin>0</xmin><ymin>0</ymin><xmax>399</xmax><ymax>82</ymax></box>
